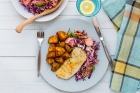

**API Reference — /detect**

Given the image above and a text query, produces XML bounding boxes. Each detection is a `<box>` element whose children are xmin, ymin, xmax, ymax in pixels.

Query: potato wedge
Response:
<box><xmin>48</xmin><ymin>35</ymin><xmax>59</xmax><ymax>44</ymax></box>
<box><xmin>51</xmin><ymin>62</ymin><xmax>60</xmax><ymax>72</ymax></box>
<box><xmin>57</xmin><ymin>31</ymin><xmax>68</xmax><ymax>41</ymax></box>
<box><xmin>46</xmin><ymin>58</ymin><xmax>55</xmax><ymax>65</ymax></box>
<box><xmin>62</xmin><ymin>52</ymin><xmax>71</xmax><ymax>60</ymax></box>
<box><xmin>55</xmin><ymin>47</ymin><xmax>65</xmax><ymax>57</ymax></box>
<box><xmin>65</xmin><ymin>44</ymin><xmax>72</xmax><ymax>53</ymax></box>
<box><xmin>55</xmin><ymin>43</ymin><xmax>59</xmax><ymax>47</ymax></box>
<box><xmin>48</xmin><ymin>44</ymin><xmax>56</xmax><ymax>52</ymax></box>
<box><xmin>58</xmin><ymin>42</ymin><xmax>65</xmax><ymax>48</ymax></box>
<box><xmin>47</xmin><ymin>52</ymin><xmax>55</xmax><ymax>58</ymax></box>
<box><xmin>55</xmin><ymin>57</ymin><xmax>64</xmax><ymax>64</ymax></box>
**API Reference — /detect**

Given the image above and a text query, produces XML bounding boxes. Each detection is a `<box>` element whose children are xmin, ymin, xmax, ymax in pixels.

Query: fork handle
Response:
<box><xmin>37</xmin><ymin>48</ymin><xmax>41</xmax><ymax>77</ymax></box>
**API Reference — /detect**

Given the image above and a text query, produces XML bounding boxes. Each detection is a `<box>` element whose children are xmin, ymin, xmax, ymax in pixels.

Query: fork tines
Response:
<box><xmin>37</xmin><ymin>32</ymin><xmax>44</xmax><ymax>38</ymax></box>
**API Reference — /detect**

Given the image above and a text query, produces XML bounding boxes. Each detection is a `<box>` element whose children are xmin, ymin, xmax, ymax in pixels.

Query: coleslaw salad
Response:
<box><xmin>19</xmin><ymin>0</ymin><xmax>58</xmax><ymax>14</ymax></box>
<box><xmin>65</xmin><ymin>30</ymin><xmax>100</xmax><ymax>81</ymax></box>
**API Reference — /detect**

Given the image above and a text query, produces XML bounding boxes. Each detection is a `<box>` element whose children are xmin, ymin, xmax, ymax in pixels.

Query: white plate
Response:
<box><xmin>12</xmin><ymin>0</ymin><xmax>68</xmax><ymax>22</ymax></box>
<box><xmin>40</xmin><ymin>19</ymin><xmax>108</xmax><ymax>92</ymax></box>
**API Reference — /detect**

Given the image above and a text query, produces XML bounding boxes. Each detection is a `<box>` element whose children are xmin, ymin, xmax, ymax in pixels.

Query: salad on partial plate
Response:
<box><xmin>19</xmin><ymin>0</ymin><xmax>59</xmax><ymax>14</ymax></box>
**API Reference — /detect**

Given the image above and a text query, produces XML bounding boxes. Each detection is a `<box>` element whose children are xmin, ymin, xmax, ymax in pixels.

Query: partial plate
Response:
<box><xmin>12</xmin><ymin>0</ymin><xmax>68</xmax><ymax>22</ymax></box>
<box><xmin>40</xmin><ymin>19</ymin><xmax>108</xmax><ymax>92</ymax></box>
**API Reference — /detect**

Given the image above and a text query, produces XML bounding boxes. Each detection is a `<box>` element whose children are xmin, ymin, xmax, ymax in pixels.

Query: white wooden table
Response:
<box><xmin>0</xmin><ymin>0</ymin><xmax>133</xmax><ymax>93</ymax></box>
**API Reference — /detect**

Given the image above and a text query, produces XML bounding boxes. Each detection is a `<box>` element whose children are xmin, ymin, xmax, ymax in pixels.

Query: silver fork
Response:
<box><xmin>37</xmin><ymin>31</ymin><xmax>44</xmax><ymax>77</ymax></box>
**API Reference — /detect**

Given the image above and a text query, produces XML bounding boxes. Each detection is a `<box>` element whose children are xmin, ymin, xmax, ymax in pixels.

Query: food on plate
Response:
<box><xmin>48</xmin><ymin>35</ymin><xmax>59</xmax><ymax>44</ymax></box>
<box><xmin>55</xmin><ymin>47</ymin><xmax>65</xmax><ymax>57</ymax></box>
<box><xmin>55</xmin><ymin>57</ymin><xmax>64</xmax><ymax>64</ymax></box>
<box><xmin>48</xmin><ymin>44</ymin><xmax>56</xmax><ymax>52</ymax></box>
<box><xmin>51</xmin><ymin>62</ymin><xmax>61</xmax><ymax>72</ymax></box>
<box><xmin>46</xmin><ymin>58</ymin><xmax>55</xmax><ymax>65</ymax></box>
<box><xmin>61</xmin><ymin>52</ymin><xmax>71</xmax><ymax>60</ymax></box>
<box><xmin>65</xmin><ymin>44</ymin><xmax>72</xmax><ymax>53</ymax></box>
<box><xmin>57</xmin><ymin>42</ymin><xmax>65</xmax><ymax>47</ymax></box>
<box><xmin>46</xmin><ymin>31</ymin><xmax>73</xmax><ymax>72</ymax></box>
<box><xmin>65</xmin><ymin>30</ymin><xmax>100</xmax><ymax>81</ymax></box>
<box><xmin>47</xmin><ymin>51</ymin><xmax>56</xmax><ymax>58</ymax></box>
<box><xmin>85</xmin><ymin>38</ymin><xmax>93</xmax><ymax>46</ymax></box>
<box><xmin>56</xmin><ymin>47</ymin><xmax>86</xmax><ymax>79</ymax></box>
<box><xmin>19</xmin><ymin>0</ymin><xmax>59</xmax><ymax>14</ymax></box>
<box><xmin>57</xmin><ymin>31</ymin><xmax>68</xmax><ymax>41</ymax></box>
<box><xmin>46</xmin><ymin>30</ymin><xmax>100</xmax><ymax>81</ymax></box>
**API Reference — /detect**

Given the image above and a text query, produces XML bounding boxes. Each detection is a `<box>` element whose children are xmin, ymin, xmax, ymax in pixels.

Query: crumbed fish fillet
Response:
<box><xmin>56</xmin><ymin>47</ymin><xmax>86</xmax><ymax>79</ymax></box>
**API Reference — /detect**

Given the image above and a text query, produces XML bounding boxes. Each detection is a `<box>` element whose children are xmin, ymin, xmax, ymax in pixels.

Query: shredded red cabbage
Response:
<box><xmin>65</xmin><ymin>30</ymin><xmax>100</xmax><ymax>81</ymax></box>
<box><xmin>19</xmin><ymin>0</ymin><xmax>58</xmax><ymax>14</ymax></box>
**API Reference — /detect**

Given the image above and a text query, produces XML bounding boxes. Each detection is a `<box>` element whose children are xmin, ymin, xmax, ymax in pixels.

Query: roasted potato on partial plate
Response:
<box><xmin>57</xmin><ymin>31</ymin><xmax>68</xmax><ymax>41</ymax></box>
<box><xmin>62</xmin><ymin>52</ymin><xmax>71</xmax><ymax>60</ymax></box>
<box><xmin>46</xmin><ymin>31</ymin><xmax>73</xmax><ymax>72</ymax></box>
<box><xmin>47</xmin><ymin>51</ymin><xmax>56</xmax><ymax>58</ymax></box>
<box><xmin>48</xmin><ymin>35</ymin><xmax>59</xmax><ymax>44</ymax></box>
<box><xmin>55</xmin><ymin>57</ymin><xmax>64</xmax><ymax>64</ymax></box>
<box><xmin>55</xmin><ymin>47</ymin><xmax>65</xmax><ymax>57</ymax></box>
<box><xmin>51</xmin><ymin>62</ymin><xmax>61</xmax><ymax>72</ymax></box>
<box><xmin>65</xmin><ymin>44</ymin><xmax>72</xmax><ymax>53</ymax></box>
<box><xmin>48</xmin><ymin>44</ymin><xmax>56</xmax><ymax>52</ymax></box>
<box><xmin>58</xmin><ymin>42</ymin><xmax>65</xmax><ymax>48</ymax></box>
<box><xmin>46</xmin><ymin>58</ymin><xmax>55</xmax><ymax>65</ymax></box>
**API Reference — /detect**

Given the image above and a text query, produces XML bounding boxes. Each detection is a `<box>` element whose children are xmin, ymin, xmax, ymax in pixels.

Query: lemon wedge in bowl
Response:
<box><xmin>80</xmin><ymin>0</ymin><xmax>95</xmax><ymax>16</ymax></box>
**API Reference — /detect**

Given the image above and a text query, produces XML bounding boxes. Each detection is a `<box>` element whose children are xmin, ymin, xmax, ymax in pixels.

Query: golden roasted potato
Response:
<box><xmin>57</xmin><ymin>31</ymin><xmax>68</xmax><ymax>41</ymax></box>
<box><xmin>55</xmin><ymin>47</ymin><xmax>65</xmax><ymax>57</ymax></box>
<box><xmin>48</xmin><ymin>35</ymin><xmax>59</xmax><ymax>44</ymax></box>
<box><xmin>65</xmin><ymin>44</ymin><xmax>72</xmax><ymax>53</ymax></box>
<box><xmin>62</xmin><ymin>52</ymin><xmax>71</xmax><ymax>60</ymax></box>
<box><xmin>46</xmin><ymin>58</ymin><xmax>55</xmax><ymax>65</ymax></box>
<box><xmin>55</xmin><ymin>43</ymin><xmax>59</xmax><ymax>47</ymax></box>
<box><xmin>51</xmin><ymin>62</ymin><xmax>60</xmax><ymax>72</ymax></box>
<box><xmin>47</xmin><ymin>31</ymin><xmax>74</xmax><ymax>72</ymax></box>
<box><xmin>58</xmin><ymin>42</ymin><xmax>65</xmax><ymax>48</ymax></box>
<box><xmin>48</xmin><ymin>44</ymin><xmax>56</xmax><ymax>52</ymax></box>
<box><xmin>47</xmin><ymin>52</ymin><xmax>55</xmax><ymax>58</ymax></box>
<box><xmin>55</xmin><ymin>57</ymin><xmax>64</xmax><ymax>64</ymax></box>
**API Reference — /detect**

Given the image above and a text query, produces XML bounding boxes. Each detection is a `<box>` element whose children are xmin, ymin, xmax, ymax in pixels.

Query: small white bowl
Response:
<box><xmin>12</xmin><ymin>0</ymin><xmax>68</xmax><ymax>22</ymax></box>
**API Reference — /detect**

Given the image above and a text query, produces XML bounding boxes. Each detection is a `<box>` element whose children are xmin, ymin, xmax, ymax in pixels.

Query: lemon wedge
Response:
<box><xmin>80</xmin><ymin>0</ymin><xmax>95</xmax><ymax>16</ymax></box>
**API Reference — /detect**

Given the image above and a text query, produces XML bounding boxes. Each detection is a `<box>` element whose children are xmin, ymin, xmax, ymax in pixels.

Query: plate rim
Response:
<box><xmin>40</xmin><ymin>18</ymin><xmax>109</xmax><ymax>92</ymax></box>
<box><xmin>11</xmin><ymin>0</ymin><xmax>68</xmax><ymax>22</ymax></box>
